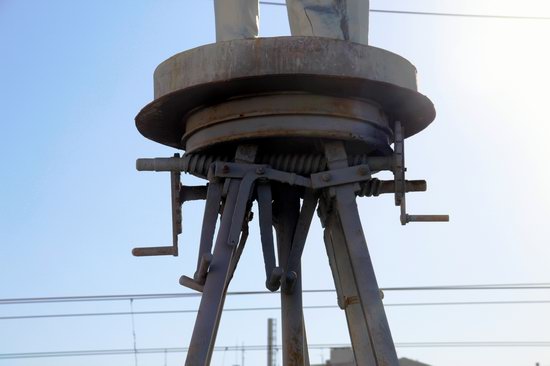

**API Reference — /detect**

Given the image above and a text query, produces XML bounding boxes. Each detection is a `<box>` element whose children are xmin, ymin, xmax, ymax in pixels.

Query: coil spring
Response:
<box><xmin>358</xmin><ymin>178</ymin><xmax>382</xmax><ymax>197</ymax></box>
<box><xmin>182</xmin><ymin>153</ymin><xmax>376</xmax><ymax>177</ymax></box>
<box><xmin>180</xmin><ymin>154</ymin><xmax>229</xmax><ymax>177</ymax></box>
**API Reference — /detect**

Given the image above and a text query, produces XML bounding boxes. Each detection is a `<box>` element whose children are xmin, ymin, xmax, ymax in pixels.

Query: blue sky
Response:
<box><xmin>1</xmin><ymin>0</ymin><xmax>550</xmax><ymax>365</ymax></box>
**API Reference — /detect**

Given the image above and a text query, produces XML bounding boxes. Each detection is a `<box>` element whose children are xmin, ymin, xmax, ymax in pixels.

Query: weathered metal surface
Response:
<box><xmin>184</xmin><ymin>113</ymin><xmax>392</xmax><ymax>154</ymax></box>
<box><xmin>194</xmin><ymin>182</ymin><xmax>222</xmax><ymax>279</ymax></box>
<box><xmin>183</xmin><ymin>93</ymin><xmax>392</xmax><ymax>153</ymax></box>
<box><xmin>257</xmin><ymin>183</ymin><xmax>281</xmax><ymax>291</ymax></box>
<box><xmin>136</xmin><ymin>154</ymin><xmax>394</xmax><ymax>177</ymax></box>
<box><xmin>184</xmin><ymin>179</ymin><xmax>241</xmax><ymax>366</ymax></box>
<box><xmin>286</xmin><ymin>0</ymin><xmax>369</xmax><ymax>45</ymax></box>
<box><xmin>136</xmin><ymin>37</ymin><xmax>435</xmax><ymax>150</ymax></box>
<box><xmin>133</xmin><ymin>29</ymin><xmax>447</xmax><ymax>366</ymax></box>
<box><xmin>283</xmin><ymin>189</ymin><xmax>318</xmax><ymax>294</ymax></box>
<box><xmin>310</xmin><ymin>164</ymin><xmax>371</xmax><ymax>189</ymax></box>
<box><xmin>134</xmin><ymin>140</ymin><xmax>447</xmax><ymax>365</ymax></box>
<box><xmin>323</xmin><ymin>141</ymin><xmax>400</xmax><ymax>366</ymax></box>
<box><xmin>273</xmin><ymin>188</ymin><xmax>309</xmax><ymax>366</ymax></box>
<box><xmin>318</xmin><ymin>198</ymin><xmax>377</xmax><ymax>365</ymax></box>
<box><xmin>393</xmin><ymin>122</ymin><xmax>450</xmax><ymax>225</ymax></box>
<box><xmin>215</xmin><ymin>0</ymin><xmax>369</xmax><ymax>45</ymax></box>
<box><xmin>214</xmin><ymin>0</ymin><xmax>258</xmax><ymax>42</ymax></box>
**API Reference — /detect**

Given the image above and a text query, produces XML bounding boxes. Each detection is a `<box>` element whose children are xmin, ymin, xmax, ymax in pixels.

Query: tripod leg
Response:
<box><xmin>273</xmin><ymin>187</ymin><xmax>309</xmax><ymax>366</ymax></box>
<box><xmin>185</xmin><ymin>179</ymin><xmax>241</xmax><ymax>366</ymax></box>
<box><xmin>323</xmin><ymin>141</ymin><xmax>399</xmax><ymax>366</ymax></box>
<box><xmin>319</xmin><ymin>198</ymin><xmax>376</xmax><ymax>366</ymax></box>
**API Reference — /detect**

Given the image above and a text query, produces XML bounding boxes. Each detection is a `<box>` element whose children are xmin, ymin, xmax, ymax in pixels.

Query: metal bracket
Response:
<box><xmin>213</xmin><ymin>162</ymin><xmax>311</xmax><ymax>188</ymax></box>
<box><xmin>310</xmin><ymin>164</ymin><xmax>371</xmax><ymax>189</ymax></box>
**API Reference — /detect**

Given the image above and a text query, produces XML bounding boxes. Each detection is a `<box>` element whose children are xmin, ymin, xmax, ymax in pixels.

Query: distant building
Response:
<box><xmin>311</xmin><ymin>348</ymin><xmax>431</xmax><ymax>366</ymax></box>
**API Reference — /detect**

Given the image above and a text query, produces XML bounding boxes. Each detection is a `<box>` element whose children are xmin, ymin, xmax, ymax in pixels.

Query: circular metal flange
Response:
<box><xmin>183</xmin><ymin>93</ymin><xmax>392</xmax><ymax>154</ymax></box>
<box><xmin>136</xmin><ymin>36</ymin><xmax>436</xmax><ymax>151</ymax></box>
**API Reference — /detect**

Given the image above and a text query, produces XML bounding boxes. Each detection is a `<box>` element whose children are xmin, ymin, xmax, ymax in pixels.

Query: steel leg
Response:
<box><xmin>319</xmin><ymin>198</ymin><xmax>377</xmax><ymax>366</ymax></box>
<box><xmin>185</xmin><ymin>179</ymin><xmax>241</xmax><ymax>366</ymax></box>
<box><xmin>273</xmin><ymin>187</ymin><xmax>310</xmax><ymax>366</ymax></box>
<box><xmin>323</xmin><ymin>141</ymin><xmax>399</xmax><ymax>366</ymax></box>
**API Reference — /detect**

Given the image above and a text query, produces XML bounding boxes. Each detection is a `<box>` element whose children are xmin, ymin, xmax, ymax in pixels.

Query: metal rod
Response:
<box><xmin>194</xmin><ymin>182</ymin><xmax>222</xmax><ymax>276</ymax></box>
<box><xmin>131</xmin><ymin>246</ymin><xmax>176</xmax><ymax>257</ymax></box>
<box><xmin>136</xmin><ymin>154</ymin><xmax>393</xmax><ymax>175</ymax></box>
<box><xmin>185</xmin><ymin>179</ymin><xmax>241</xmax><ymax>366</ymax></box>
<box><xmin>406</xmin><ymin>214</ymin><xmax>450</xmax><ymax>222</ymax></box>
<box><xmin>324</xmin><ymin>141</ymin><xmax>400</xmax><ymax>366</ymax></box>
<box><xmin>273</xmin><ymin>187</ymin><xmax>309</xmax><ymax>366</ymax></box>
<box><xmin>257</xmin><ymin>183</ymin><xmax>279</xmax><ymax>291</ymax></box>
<box><xmin>320</xmin><ymin>200</ymin><xmax>377</xmax><ymax>365</ymax></box>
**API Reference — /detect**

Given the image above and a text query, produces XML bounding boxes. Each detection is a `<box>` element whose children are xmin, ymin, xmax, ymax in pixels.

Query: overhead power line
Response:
<box><xmin>259</xmin><ymin>1</ymin><xmax>550</xmax><ymax>21</ymax></box>
<box><xmin>4</xmin><ymin>299</ymin><xmax>550</xmax><ymax>321</ymax></box>
<box><xmin>2</xmin><ymin>282</ymin><xmax>550</xmax><ymax>305</ymax></box>
<box><xmin>3</xmin><ymin>342</ymin><xmax>550</xmax><ymax>360</ymax></box>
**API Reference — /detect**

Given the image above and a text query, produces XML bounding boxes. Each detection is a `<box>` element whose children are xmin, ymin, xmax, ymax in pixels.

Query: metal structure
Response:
<box><xmin>268</xmin><ymin>318</ymin><xmax>277</xmax><ymax>366</ymax></box>
<box><xmin>132</xmin><ymin>36</ymin><xmax>448</xmax><ymax>366</ymax></box>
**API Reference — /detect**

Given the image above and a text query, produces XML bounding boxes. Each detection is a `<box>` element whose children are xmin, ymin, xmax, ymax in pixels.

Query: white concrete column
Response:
<box><xmin>214</xmin><ymin>0</ymin><xmax>259</xmax><ymax>42</ymax></box>
<box><xmin>286</xmin><ymin>0</ymin><xmax>369</xmax><ymax>44</ymax></box>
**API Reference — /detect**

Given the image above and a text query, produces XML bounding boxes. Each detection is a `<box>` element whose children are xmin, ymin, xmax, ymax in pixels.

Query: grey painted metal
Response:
<box><xmin>393</xmin><ymin>121</ymin><xmax>450</xmax><ymax>225</ymax></box>
<box><xmin>273</xmin><ymin>188</ymin><xmax>309</xmax><ymax>366</ymax></box>
<box><xmin>136</xmin><ymin>37</ymin><xmax>435</xmax><ymax>150</ymax></box>
<box><xmin>286</xmin><ymin>0</ymin><xmax>369</xmax><ymax>45</ymax></box>
<box><xmin>213</xmin><ymin>162</ymin><xmax>312</xmax><ymax>188</ymax></box>
<box><xmin>133</xmin><ymin>30</ymin><xmax>447</xmax><ymax>366</ymax></box>
<box><xmin>214</xmin><ymin>0</ymin><xmax>369</xmax><ymax>44</ymax></box>
<box><xmin>318</xmin><ymin>198</ymin><xmax>377</xmax><ymax>366</ymax></box>
<box><xmin>185</xmin><ymin>179</ymin><xmax>241</xmax><ymax>366</ymax></box>
<box><xmin>135</xmin><ymin>154</ymin><xmax>394</xmax><ymax>176</ymax></box>
<box><xmin>183</xmin><ymin>104</ymin><xmax>392</xmax><ymax>154</ymax></box>
<box><xmin>283</xmin><ymin>189</ymin><xmax>318</xmax><ymax>293</ymax></box>
<box><xmin>194</xmin><ymin>181</ymin><xmax>222</xmax><ymax>278</ymax></box>
<box><xmin>310</xmin><ymin>164</ymin><xmax>372</xmax><ymax>190</ymax></box>
<box><xmin>182</xmin><ymin>94</ymin><xmax>391</xmax><ymax>153</ymax></box>
<box><xmin>214</xmin><ymin>0</ymin><xmax>258</xmax><ymax>42</ymax></box>
<box><xmin>131</xmin><ymin>167</ymin><xmax>181</xmax><ymax>257</ymax></box>
<box><xmin>152</xmin><ymin>38</ymin><xmax>418</xmax><ymax>99</ymax></box>
<box><xmin>257</xmin><ymin>183</ymin><xmax>281</xmax><ymax>292</ymax></box>
<box><xmin>323</xmin><ymin>141</ymin><xmax>400</xmax><ymax>366</ymax></box>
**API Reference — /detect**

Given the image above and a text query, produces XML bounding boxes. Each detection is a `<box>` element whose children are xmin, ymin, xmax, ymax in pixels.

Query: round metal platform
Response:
<box><xmin>136</xmin><ymin>36</ymin><xmax>436</xmax><ymax>154</ymax></box>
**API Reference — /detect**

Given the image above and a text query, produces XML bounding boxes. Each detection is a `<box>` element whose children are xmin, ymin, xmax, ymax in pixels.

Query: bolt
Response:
<box><xmin>321</xmin><ymin>173</ymin><xmax>331</xmax><ymax>182</ymax></box>
<box><xmin>221</xmin><ymin>164</ymin><xmax>230</xmax><ymax>174</ymax></box>
<box><xmin>256</xmin><ymin>167</ymin><xmax>265</xmax><ymax>175</ymax></box>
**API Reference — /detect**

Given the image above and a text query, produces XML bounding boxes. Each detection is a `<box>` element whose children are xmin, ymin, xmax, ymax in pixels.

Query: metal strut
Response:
<box><xmin>133</xmin><ymin>135</ymin><xmax>449</xmax><ymax>366</ymax></box>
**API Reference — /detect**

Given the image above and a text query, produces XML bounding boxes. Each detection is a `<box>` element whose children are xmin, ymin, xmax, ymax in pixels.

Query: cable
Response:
<box><xmin>2</xmin><ymin>342</ymin><xmax>550</xmax><ymax>360</ymax></box>
<box><xmin>258</xmin><ymin>1</ymin><xmax>550</xmax><ymax>21</ymax></box>
<box><xmin>4</xmin><ymin>299</ymin><xmax>550</xmax><ymax>321</ymax></box>
<box><xmin>2</xmin><ymin>283</ymin><xmax>550</xmax><ymax>305</ymax></box>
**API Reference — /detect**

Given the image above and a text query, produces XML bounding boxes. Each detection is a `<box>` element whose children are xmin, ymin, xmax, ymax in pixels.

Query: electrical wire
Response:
<box><xmin>2</xmin><ymin>283</ymin><xmax>550</xmax><ymax>305</ymax></box>
<box><xmin>2</xmin><ymin>342</ymin><xmax>550</xmax><ymax>360</ymax></box>
<box><xmin>258</xmin><ymin>1</ymin><xmax>550</xmax><ymax>21</ymax></box>
<box><xmin>3</xmin><ymin>299</ymin><xmax>550</xmax><ymax>321</ymax></box>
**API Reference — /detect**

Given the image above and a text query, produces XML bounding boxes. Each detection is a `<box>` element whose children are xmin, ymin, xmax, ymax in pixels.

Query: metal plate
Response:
<box><xmin>136</xmin><ymin>37</ymin><xmax>436</xmax><ymax>150</ymax></box>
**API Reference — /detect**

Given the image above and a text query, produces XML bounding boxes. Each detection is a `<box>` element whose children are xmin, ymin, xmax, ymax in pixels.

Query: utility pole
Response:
<box><xmin>268</xmin><ymin>318</ymin><xmax>277</xmax><ymax>366</ymax></box>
